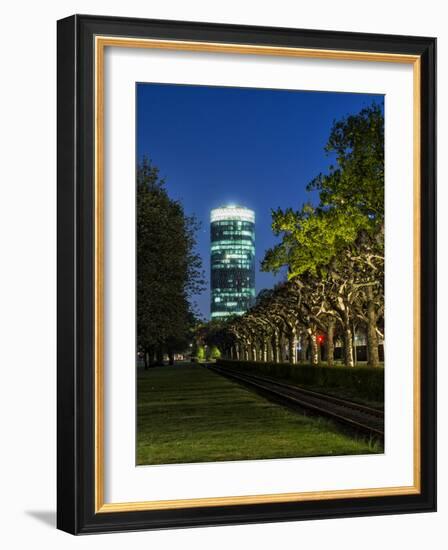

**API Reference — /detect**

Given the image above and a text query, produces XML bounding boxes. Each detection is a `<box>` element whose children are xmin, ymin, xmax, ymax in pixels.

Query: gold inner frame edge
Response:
<box><xmin>94</xmin><ymin>35</ymin><xmax>422</xmax><ymax>513</ymax></box>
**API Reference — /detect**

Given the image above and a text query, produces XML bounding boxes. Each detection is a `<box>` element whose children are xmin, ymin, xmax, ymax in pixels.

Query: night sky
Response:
<box><xmin>136</xmin><ymin>83</ymin><xmax>383</xmax><ymax>319</ymax></box>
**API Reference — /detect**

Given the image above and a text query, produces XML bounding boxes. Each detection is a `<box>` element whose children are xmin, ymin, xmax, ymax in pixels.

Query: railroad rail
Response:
<box><xmin>208</xmin><ymin>364</ymin><xmax>384</xmax><ymax>439</ymax></box>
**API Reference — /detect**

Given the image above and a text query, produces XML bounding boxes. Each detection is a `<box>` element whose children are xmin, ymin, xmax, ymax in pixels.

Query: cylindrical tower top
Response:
<box><xmin>210</xmin><ymin>205</ymin><xmax>255</xmax><ymax>224</ymax></box>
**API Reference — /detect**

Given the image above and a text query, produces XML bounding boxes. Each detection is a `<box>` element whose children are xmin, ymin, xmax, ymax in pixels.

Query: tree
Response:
<box><xmin>262</xmin><ymin>204</ymin><xmax>369</xmax><ymax>278</ymax></box>
<box><xmin>261</xmin><ymin>104</ymin><xmax>384</xmax><ymax>367</ymax></box>
<box><xmin>196</xmin><ymin>345</ymin><xmax>206</xmax><ymax>361</ymax></box>
<box><xmin>208</xmin><ymin>346</ymin><xmax>221</xmax><ymax>360</ymax></box>
<box><xmin>307</xmin><ymin>103</ymin><xmax>384</xmax><ymax>220</ymax></box>
<box><xmin>137</xmin><ymin>156</ymin><xmax>205</xmax><ymax>367</ymax></box>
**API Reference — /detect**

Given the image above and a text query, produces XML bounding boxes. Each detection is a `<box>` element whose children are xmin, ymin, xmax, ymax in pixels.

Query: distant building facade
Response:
<box><xmin>210</xmin><ymin>205</ymin><xmax>256</xmax><ymax>319</ymax></box>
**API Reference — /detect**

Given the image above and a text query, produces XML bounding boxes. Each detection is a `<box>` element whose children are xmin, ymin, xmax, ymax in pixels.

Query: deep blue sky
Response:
<box><xmin>137</xmin><ymin>83</ymin><xmax>383</xmax><ymax>319</ymax></box>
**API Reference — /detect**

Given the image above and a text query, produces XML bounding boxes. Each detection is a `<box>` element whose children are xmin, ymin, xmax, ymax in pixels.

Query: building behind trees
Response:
<box><xmin>210</xmin><ymin>205</ymin><xmax>256</xmax><ymax>319</ymax></box>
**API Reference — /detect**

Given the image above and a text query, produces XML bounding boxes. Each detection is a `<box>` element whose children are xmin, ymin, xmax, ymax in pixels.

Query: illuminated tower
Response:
<box><xmin>210</xmin><ymin>205</ymin><xmax>256</xmax><ymax>319</ymax></box>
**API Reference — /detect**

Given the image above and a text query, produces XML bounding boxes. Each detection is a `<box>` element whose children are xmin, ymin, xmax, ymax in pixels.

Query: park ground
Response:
<box><xmin>137</xmin><ymin>363</ymin><xmax>382</xmax><ymax>465</ymax></box>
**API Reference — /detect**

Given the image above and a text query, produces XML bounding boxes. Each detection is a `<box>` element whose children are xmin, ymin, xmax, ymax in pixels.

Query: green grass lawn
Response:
<box><xmin>137</xmin><ymin>364</ymin><xmax>382</xmax><ymax>465</ymax></box>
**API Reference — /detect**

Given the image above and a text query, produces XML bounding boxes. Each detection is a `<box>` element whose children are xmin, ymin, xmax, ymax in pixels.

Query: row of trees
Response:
<box><xmin>204</xmin><ymin>104</ymin><xmax>384</xmax><ymax>368</ymax></box>
<box><xmin>137</xmin><ymin>157</ymin><xmax>204</xmax><ymax>367</ymax></box>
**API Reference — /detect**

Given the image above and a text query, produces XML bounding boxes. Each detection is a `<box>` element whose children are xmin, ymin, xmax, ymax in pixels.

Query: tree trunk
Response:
<box><xmin>155</xmin><ymin>349</ymin><xmax>164</xmax><ymax>366</ymax></box>
<box><xmin>267</xmin><ymin>340</ymin><xmax>274</xmax><ymax>362</ymax></box>
<box><xmin>326</xmin><ymin>320</ymin><xmax>335</xmax><ymax>367</ymax></box>
<box><xmin>247</xmin><ymin>342</ymin><xmax>252</xmax><ymax>361</ymax></box>
<box><xmin>309</xmin><ymin>331</ymin><xmax>319</xmax><ymax>366</ymax></box>
<box><xmin>272</xmin><ymin>333</ymin><xmax>280</xmax><ymax>363</ymax></box>
<box><xmin>144</xmin><ymin>350</ymin><xmax>149</xmax><ymax>370</ymax></box>
<box><xmin>259</xmin><ymin>343</ymin><xmax>264</xmax><ymax>362</ymax></box>
<box><xmin>244</xmin><ymin>344</ymin><xmax>249</xmax><ymax>361</ymax></box>
<box><xmin>343</xmin><ymin>326</ymin><xmax>354</xmax><ymax>367</ymax></box>
<box><xmin>278</xmin><ymin>333</ymin><xmax>284</xmax><ymax>363</ymax></box>
<box><xmin>168</xmin><ymin>351</ymin><xmax>174</xmax><ymax>365</ymax></box>
<box><xmin>366</xmin><ymin>287</ymin><xmax>380</xmax><ymax>367</ymax></box>
<box><xmin>145</xmin><ymin>347</ymin><xmax>155</xmax><ymax>369</ymax></box>
<box><xmin>300</xmin><ymin>333</ymin><xmax>308</xmax><ymax>363</ymax></box>
<box><xmin>288</xmin><ymin>330</ymin><xmax>297</xmax><ymax>364</ymax></box>
<box><xmin>252</xmin><ymin>344</ymin><xmax>258</xmax><ymax>362</ymax></box>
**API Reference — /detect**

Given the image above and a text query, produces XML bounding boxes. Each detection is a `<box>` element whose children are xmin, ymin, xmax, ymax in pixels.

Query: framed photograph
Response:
<box><xmin>57</xmin><ymin>14</ymin><xmax>436</xmax><ymax>534</ymax></box>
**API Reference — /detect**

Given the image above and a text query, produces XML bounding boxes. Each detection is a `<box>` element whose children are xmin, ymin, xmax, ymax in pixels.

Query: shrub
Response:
<box><xmin>196</xmin><ymin>346</ymin><xmax>206</xmax><ymax>361</ymax></box>
<box><xmin>208</xmin><ymin>346</ymin><xmax>221</xmax><ymax>360</ymax></box>
<box><xmin>215</xmin><ymin>359</ymin><xmax>384</xmax><ymax>402</ymax></box>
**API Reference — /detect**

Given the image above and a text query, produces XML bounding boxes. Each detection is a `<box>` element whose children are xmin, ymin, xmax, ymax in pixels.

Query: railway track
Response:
<box><xmin>208</xmin><ymin>364</ymin><xmax>384</xmax><ymax>439</ymax></box>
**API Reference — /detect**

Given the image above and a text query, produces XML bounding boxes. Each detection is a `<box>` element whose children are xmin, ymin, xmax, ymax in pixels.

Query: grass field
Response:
<box><xmin>137</xmin><ymin>363</ymin><xmax>382</xmax><ymax>465</ymax></box>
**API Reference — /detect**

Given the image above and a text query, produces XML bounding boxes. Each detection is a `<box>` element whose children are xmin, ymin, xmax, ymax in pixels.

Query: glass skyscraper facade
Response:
<box><xmin>210</xmin><ymin>206</ymin><xmax>256</xmax><ymax>319</ymax></box>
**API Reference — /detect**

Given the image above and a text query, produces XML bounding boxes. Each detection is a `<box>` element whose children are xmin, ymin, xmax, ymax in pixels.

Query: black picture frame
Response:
<box><xmin>57</xmin><ymin>14</ymin><xmax>436</xmax><ymax>534</ymax></box>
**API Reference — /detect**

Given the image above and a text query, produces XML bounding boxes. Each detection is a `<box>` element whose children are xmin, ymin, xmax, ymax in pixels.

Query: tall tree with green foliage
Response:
<box><xmin>308</xmin><ymin>103</ymin><xmax>384</xmax><ymax>220</ymax></box>
<box><xmin>137</xmin><ymin>156</ymin><xmax>204</xmax><ymax>367</ymax></box>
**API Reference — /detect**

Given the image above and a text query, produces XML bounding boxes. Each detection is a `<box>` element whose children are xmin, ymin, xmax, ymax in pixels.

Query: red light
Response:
<box><xmin>317</xmin><ymin>335</ymin><xmax>324</xmax><ymax>344</ymax></box>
